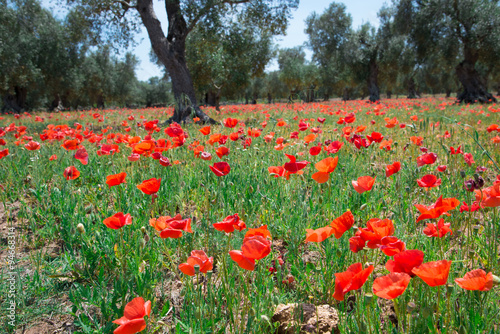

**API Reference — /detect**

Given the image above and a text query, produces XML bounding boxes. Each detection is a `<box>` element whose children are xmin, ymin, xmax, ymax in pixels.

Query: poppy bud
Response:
<box><xmin>464</xmin><ymin>179</ymin><xmax>475</xmax><ymax>191</ymax></box>
<box><xmin>77</xmin><ymin>223</ymin><xmax>85</xmax><ymax>234</ymax></box>
<box><xmin>460</xmin><ymin>170</ymin><xmax>466</xmax><ymax>178</ymax></box>
<box><xmin>405</xmin><ymin>186</ymin><xmax>411</xmax><ymax>193</ymax></box>
<box><xmin>144</xmin><ymin>234</ymin><xmax>150</xmax><ymax>243</ymax></box>
<box><xmin>406</xmin><ymin>302</ymin><xmax>416</xmax><ymax>313</ymax></box>
<box><xmin>473</xmin><ymin>225</ymin><xmax>481</xmax><ymax>232</ymax></box>
<box><xmin>364</xmin><ymin>293</ymin><xmax>373</xmax><ymax>304</ymax></box>
<box><xmin>141</xmin><ymin>226</ymin><xmax>146</xmax><ymax>234</ymax></box>
<box><xmin>140</xmin><ymin>239</ymin><xmax>146</xmax><ymax>248</ymax></box>
<box><xmin>444</xmin><ymin>284</ymin><xmax>453</xmax><ymax>298</ymax></box>
<box><xmin>492</xmin><ymin>275</ymin><xmax>500</xmax><ymax>285</ymax></box>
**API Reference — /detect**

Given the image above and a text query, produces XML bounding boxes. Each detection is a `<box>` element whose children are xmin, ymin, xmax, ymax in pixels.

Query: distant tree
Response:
<box><xmin>394</xmin><ymin>0</ymin><xmax>500</xmax><ymax>103</ymax></box>
<box><xmin>278</xmin><ymin>47</ymin><xmax>307</xmax><ymax>102</ymax></box>
<box><xmin>344</xmin><ymin>23</ymin><xmax>381</xmax><ymax>102</ymax></box>
<box><xmin>186</xmin><ymin>22</ymin><xmax>273</xmax><ymax>109</ymax></box>
<box><xmin>263</xmin><ymin>71</ymin><xmax>288</xmax><ymax>103</ymax></box>
<box><xmin>305</xmin><ymin>2</ymin><xmax>352</xmax><ymax>100</ymax></box>
<box><xmin>137</xmin><ymin>77</ymin><xmax>173</xmax><ymax>107</ymax></box>
<box><xmin>64</xmin><ymin>0</ymin><xmax>298</xmax><ymax>122</ymax></box>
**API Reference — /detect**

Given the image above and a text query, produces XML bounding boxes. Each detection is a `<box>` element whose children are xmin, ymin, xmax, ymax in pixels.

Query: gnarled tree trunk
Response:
<box><xmin>137</xmin><ymin>0</ymin><xmax>216</xmax><ymax>123</ymax></box>
<box><xmin>342</xmin><ymin>87</ymin><xmax>350</xmax><ymax>101</ymax></box>
<box><xmin>2</xmin><ymin>86</ymin><xmax>27</xmax><ymax>113</ymax></box>
<box><xmin>367</xmin><ymin>59</ymin><xmax>380</xmax><ymax>103</ymax></box>
<box><xmin>407</xmin><ymin>77</ymin><xmax>419</xmax><ymax>99</ymax></box>
<box><xmin>205</xmin><ymin>90</ymin><xmax>220</xmax><ymax>110</ymax></box>
<box><xmin>456</xmin><ymin>48</ymin><xmax>497</xmax><ymax>103</ymax></box>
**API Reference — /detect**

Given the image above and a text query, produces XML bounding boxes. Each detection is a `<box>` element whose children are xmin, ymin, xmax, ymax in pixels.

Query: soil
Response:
<box><xmin>272</xmin><ymin>303</ymin><xmax>340</xmax><ymax>334</ymax></box>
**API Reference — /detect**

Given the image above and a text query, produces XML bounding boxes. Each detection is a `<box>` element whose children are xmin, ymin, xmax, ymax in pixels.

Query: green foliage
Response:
<box><xmin>186</xmin><ymin>22</ymin><xmax>274</xmax><ymax>102</ymax></box>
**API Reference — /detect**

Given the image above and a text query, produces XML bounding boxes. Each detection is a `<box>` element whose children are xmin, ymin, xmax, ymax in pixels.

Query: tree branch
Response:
<box><xmin>115</xmin><ymin>0</ymin><xmax>137</xmax><ymax>9</ymax></box>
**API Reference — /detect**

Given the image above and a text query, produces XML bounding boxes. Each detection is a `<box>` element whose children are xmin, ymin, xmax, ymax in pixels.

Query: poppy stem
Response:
<box><xmin>435</xmin><ymin>285</ymin><xmax>441</xmax><ymax>332</ymax></box>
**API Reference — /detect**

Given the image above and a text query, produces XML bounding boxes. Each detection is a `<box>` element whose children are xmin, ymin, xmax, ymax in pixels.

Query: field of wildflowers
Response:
<box><xmin>1</xmin><ymin>97</ymin><xmax>500</xmax><ymax>333</ymax></box>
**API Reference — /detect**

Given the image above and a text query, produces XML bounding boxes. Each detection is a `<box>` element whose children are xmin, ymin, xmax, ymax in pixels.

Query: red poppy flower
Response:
<box><xmin>24</xmin><ymin>140</ymin><xmax>41</xmax><ymax>151</ymax></box>
<box><xmin>283</xmin><ymin>154</ymin><xmax>309</xmax><ymax>174</ymax></box>
<box><xmin>463</xmin><ymin>153</ymin><xmax>475</xmax><ymax>166</ymax></box>
<box><xmin>216</xmin><ymin>146</ymin><xmax>230</xmax><ymax>158</ymax></box>
<box><xmin>309</xmin><ymin>145</ymin><xmax>322</xmax><ymax>156</ymax></box>
<box><xmin>74</xmin><ymin>147</ymin><xmax>89</xmax><ymax>165</ymax></box>
<box><xmin>213</xmin><ymin>213</ymin><xmax>246</xmax><ymax>233</ymax></box>
<box><xmin>379</xmin><ymin>236</ymin><xmax>406</xmax><ymax>256</ymax></box>
<box><xmin>410</xmin><ymin>136</ymin><xmax>423</xmax><ymax>146</ymax></box>
<box><xmin>200</xmin><ymin>152</ymin><xmax>212</xmax><ymax>161</ymax></box>
<box><xmin>386</xmin><ymin>161</ymin><xmax>401</xmax><ymax>177</ymax></box>
<box><xmin>475</xmin><ymin>183</ymin><xmax>500</xmax><ymax>207</ymax></box>
<box><xmin>386</xmin><ymin>249</ymin><xmax>424</xmax><ymax>276</ymax></box>
<box><xmin>241</xmin><ymin>235</ymin><xmax>271</xmax><ymax>260</ymax></box>
<box><xmin>132</xmin><ymin>141</ymin><xmax>155</xmax><ymax>155</ymax></box>
<box><xmin>149</xmin><ymin>214</ymin><xmax>192</xmax><ymax>238</ymax></box>
<box><xmin>312</xmin><ymin>156</ymin><xmax>338</xmax><ymax>183</ymax></box>
<box><xmin>0</xmin><ymin>148</ymin><xmax>9</xmax><ymax>159</ymax></box>
<box><xmin>61</xmin><ymin>139</ymin><xmax>79</xmax><ymax>151</ymax></box>
<box><xmin>106</xmin><ymin>172</ymin><xmax>127</xmax><ymax>188</ymax></box>
<box><xmin>412</xmin><ymin>260</ymin><xmax>452</xmax><ymax>286</ymax></box>
<box><xmin>224</xmin><ymin>118</ymin><xmax>239</xmax><ymax>128</ymax></box>
<box><xmin>268</xmin><ymin>166</ymin><xmax>286</xmax><ymax>178</ymax></box>
<box><xmin>358</xmin><ymin>218</ymin><xmax>394</xmax><ymax>248</ymax></box>
<box><xmin>373</xmin><ymin>272</ymin><xmax>412</xmax><ymax>300</ymax></box>
<box><xmin>423</xmin><ymin>218</ymin><xmax>453</xmax><ymax>238</ymax></box>
<box><xmin>49</xmin><ymin>154</ymin><xmax>57</xmax><ymax>161</ymax></box>
<box><xmin>436</xmin><ymin>165</ymin><xmax>447</xmax><ymax>172</ymax></box>
<box><xmin>128</xmin><ymin>153</ymin><xmax>140</xmax><ymax>162</ymax></box>
<box><xmin>165</xmin><ymin>122</ymin><xmax>184</xmax><ymax>137</ymax></box>
<box><xmin>104</xmin><ymin>212</ymin><xmax>132</xmax><ymax>229</ymax></box>
<box><xmin>178</xmin><ymin>250</ymin><xmax>214</xmax><ymax>276</ymax></box>
<box><xmin>244</xmin><ymin>225</ymin><xmax>272</xmax><ymax>240</ymax></box>
<box><xmin>352</xmin><ymin>176</ymin><xmax>376</xmax><ymax>194</ymax></box>
<box><xmin>384</xmin><ymin>117</ymin><xmax>399</xmax><ymax>128</ymax></box>
<box><xmin>199</xmin><ymin>126</ymin><xmax>211</xmax><ymax>135</ymax></box>
<box><xmin>349</xmin><ymin>235</ymin><xmax>365</xmax><ymax>253</ymax></box>
<box><xmin>414</xmin><ymin>196</ymin><xmax>460</xmax><ymax>222</ymax></box>
<box><xmin>417</xmin><ymin>174</ymin><xmax>442</xmax><ymax>188</ymax></box>
<box><xmin>330</xmin><ymin>211</ymin><xmax>354</xmax><ymax>239</ymax></box>
<box><xmin>344</xmin><ymin>113</ymin><xmax>356</xmax><ymax>123</ymax></box>
<box><xmin>324</xmin><ymin>141</ymin><xmax>343</xmax><ymax>154</ymax></box>
<box><xmin>455</xmin><ymin>269</ymin><xmax>493</xmax><ymax>291</ymax></box>
<box><xmin>487</xmin><ymin>124</ymin><xmax>499</xmax><ymax>133</ymax></box>
<box><xmin>112</xmin><ymin>297</ymin><xmax>151</xmax><ymax>334</ymax></box>
<box><xmin>137</xmin><ymin>178</ymin><xmax>161</xmax><ymax>195</ymax></box>
<box><xmin>333</xmin><ymin>263</ymin><xmax>374</xmax><ymax>301</ymax></box>
<box><xmin>367</xmin><ymin>132</ymin><xmax>384</xmax><ymax>143</ymax></box>
<box><xmin>417</xmin><ymin>152</ymin><xmax>437</xmax><ymax>166</ymax></box>
<box><xmin>449</xmin><ymin>146</ymin><xmax>463</xmax><ymax>155</ymax></box>
<box><xmin>210</xmin><ymin>162</ymin><xmax>230</xmax><ymax>177</ymax></box>
<box><xmin>229</xmin><ymin>250</ymin><xmax>255</xmax><ymax>271</ymax></box>
<box><xmin>305</xmin><ymin>226</ymin><xmax>333</xmax><ymax>243</ymax></box>
<box><xmin>63</xmin><ymin>166</ymin><xmax>80</xmax><ymax>180</ymax></box>
<box><xmin>459</xmin><ymin>201</ymin><xmax>480</xmax><ymax>212</ymax></box>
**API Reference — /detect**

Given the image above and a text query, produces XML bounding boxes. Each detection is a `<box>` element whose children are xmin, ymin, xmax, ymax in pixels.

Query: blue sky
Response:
<box><xmin>42</xmin><ymin>0</ymin><xmax>387</xmax><ymax>81</ymax></box>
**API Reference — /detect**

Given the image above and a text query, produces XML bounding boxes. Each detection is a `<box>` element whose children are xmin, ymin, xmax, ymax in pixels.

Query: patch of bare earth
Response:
<box><xmin>272</xmin><ymin>303</ymin><xmax>340</xmax><ymax>334</ymax></box>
